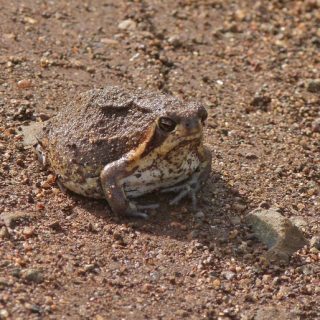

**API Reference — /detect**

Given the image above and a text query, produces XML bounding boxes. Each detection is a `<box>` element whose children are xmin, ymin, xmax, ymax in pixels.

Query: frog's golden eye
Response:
<box><xmin>158</xmin><ymin>117</ymin><xmax>176</xmax><ymax>132</ymax></box>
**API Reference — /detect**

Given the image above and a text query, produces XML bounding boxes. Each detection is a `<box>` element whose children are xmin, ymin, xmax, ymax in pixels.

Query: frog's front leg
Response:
<box><xmin>100</xmin><ymin>156</ymin><xmax>149</xmax><ymax>219</ymax></box>
<box><xmin>161</xmin><ymin>146</ymin><xmax>212</xmax><ymax>209</ymax></box>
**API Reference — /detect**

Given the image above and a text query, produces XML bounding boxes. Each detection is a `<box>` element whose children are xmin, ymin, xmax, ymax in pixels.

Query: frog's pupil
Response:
<box><xmin>159</xmin><ymin>117</ymin><xmax>176</xmax><ymax>132</ymax></box>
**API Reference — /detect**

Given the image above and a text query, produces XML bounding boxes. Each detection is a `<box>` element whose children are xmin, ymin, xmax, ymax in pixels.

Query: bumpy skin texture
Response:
<box><xmin>36</xmin><ymin>86</ymin><xmax>211</xmax><ymax>217</ymax></box>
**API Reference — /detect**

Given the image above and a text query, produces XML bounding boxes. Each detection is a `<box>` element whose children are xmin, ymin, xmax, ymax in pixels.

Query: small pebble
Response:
<box><xmin>11</xmin><ymin>268</ymin><xmax>21</xmax><ymax>278</ymax></box>
<box><xmin>310</xmin><ymin>236</ymin><xmax>320</xmax><ymax>250</ymax></box>
<box><xmin>0</xmin><ymin>278</ymin><xmax>10</xmax><ymax>287</ymax></box>
<box><xmin>290</xmin><ymin>216</ymin><xmax>308</xmax><ymax>229</ymax></box>
<box><xmin>24</xmin><ymin>16</ymin><xmax>37</xmax><ymax>24</ymax></box>
<box><xmin>38</xmin><ymin>113</ymin><xmax>50</xmax><ymax>121</ymax></box>
<box><xmin>233</xmin><ymin>203</ymin><xmax>247</xmax><ymax>212</ymax></box>
<box><xmin>187</xmin><ymin>230</ymin><xmax>199</xmax><ymax>240</ymax></box>
<box><xmin>168</xmin><ymin>35</ymin><xmax>182</xmax><ymax>47</ymax></box>
<box><xmin>307</xmin><ymin>79</ymin><xmax>320</xmax><ymax>93</ymax></box>
<box><xmin>22</xmin><ymin>227</ymin><xmax>35</xmax><ymax>238</ymax></box>
<box><xmin>48</xmin><ymin>221</ymin><xmax>62</xmax><ymax>231</ymax></box>
<box><xmin>221</xmin><ymin>271</ymin><xmax>236</xmax><ymax>280</ymax></box>
<box><xmin>175</xmin><ymin>309</ymin><xmax>188</xmax><ymax>317</ymax></box>
<box><xmin>311</xmin><ymin>118</ymin><xmax>320</xmax><ymax>133</ymax></box>
<box><xmin>0</xmin><ymin>227</ymin><xmax>10</xmax><ymax>239</ymax></box>
<box><xmin>229</xmin><ymin>229</ymin><xmax>239</xmax><ymax>239</ymax></box>
<box><xmin>22</xmin><ymin>268</ymin><xmax>44</xmax><ymax>283</ymax></box>
<box><xmin>0</xmin><ymin>309</ymin><xmax>9</xmax><ymax>319</ymax></box>
<box><xmin>41</xmin><ymin>181</ymin><xmax>51</xmax><ymax>189</ymax></box>
<box><xmin>141</xmin><ymin>283</ymin><xmax>153</xmax><ymax>293</ymax></box>
<box><xmin>230</xmin><ymin>216</ymin><xmax>241</xmax><ymax>225</ymax></box>
<box><xmin>100</xmin><ymin>38</ymin><xmax>119</xmax><ymax>45</ymax></box>
<box><xmin>310</xmin><ymin>247</ymin><xmax>319</xmax><ymax>254</ymax></box>
<box><xmin>195</xmin><ymin>211</ymin><xmax>205</xmax><ymax>219</ymax></box>
<box><xmin>118</xmin><ymin>19</ymin><xmax>136</xmax><ymax>31</ymax></box>
<box><xmin>250</xmin><ymin>95</ymin><xmax>271</xmax><ymax>110</ymax></box>
<box><xmin>212</xmin><ymin>278</ymin><xmax>221</xmax><ymax>289</ymax></box>
<box><xmin>17</xmin><ymin>79</ymin><xmax>32</xmax><ymax>89</ymax></box>
<box><xmin>170</xmin><ymin>221</ymin><xmax>187</xmax><ymax>230</ymax></box>
<box><xmin>84</xmin><ymin>264</ymin><xmax>96</xmax><ymax>272</ymax></box>
<box><xmin>25</xmin><ymin>303</ymin><xmax>42</xmax><ymax>314</ymax></box>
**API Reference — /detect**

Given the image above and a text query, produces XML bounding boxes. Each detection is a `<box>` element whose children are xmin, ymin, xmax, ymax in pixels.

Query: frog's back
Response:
<box><xmin>37</xmin><ymin>86</ymin><xmax>184</xmax><ymax>177</ymax></box>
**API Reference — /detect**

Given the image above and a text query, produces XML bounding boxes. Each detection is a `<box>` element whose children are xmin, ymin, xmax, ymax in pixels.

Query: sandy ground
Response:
<box><xmin>0</xmin><ymin>1</ymin><xmax>319</xmax><ymax>319</ymax></box>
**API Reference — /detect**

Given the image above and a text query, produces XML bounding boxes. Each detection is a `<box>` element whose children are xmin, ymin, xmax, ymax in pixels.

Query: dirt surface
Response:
<box><xmin>0</xmin><ymin>0</ymin><xmax>319</xmax><ymax>319</ymax></box>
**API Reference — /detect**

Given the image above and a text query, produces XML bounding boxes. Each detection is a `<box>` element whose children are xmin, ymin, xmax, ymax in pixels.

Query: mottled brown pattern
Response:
<box><xmin>37</xmin><ymin>86</ymin><xmax>209</xmax><ymax>200</ymax></box>
<box><xmin>38</xmin><ymin>86</ymin><xmax>206</xmax><ymax>177</ymax></box>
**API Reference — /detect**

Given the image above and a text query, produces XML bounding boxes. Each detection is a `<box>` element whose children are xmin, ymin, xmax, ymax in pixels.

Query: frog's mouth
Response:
<box><xmin>173</xmin><ymin>132</ymin><xmax>203</xmax><ymax>144</ymax></box>
<box><xmin>156</xmin><ymin>130</ymin><xmax>203</xmax><ymax>156</ymax></box>
<box><xmin>175</xmin><ymin>129</ymin><xmax>203</xmax><ymax>140</ymax></box>
<box><xmin>170</xmin><ymin>121</ymin><xmax>204</xmax><ymax>142</ymax></box>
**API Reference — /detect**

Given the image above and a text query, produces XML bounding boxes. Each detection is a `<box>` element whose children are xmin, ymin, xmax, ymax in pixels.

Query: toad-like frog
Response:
<box><xmin>35</xmin><ymin>86</ymin><xmax>211</xmax><ymax>218</ymax></box>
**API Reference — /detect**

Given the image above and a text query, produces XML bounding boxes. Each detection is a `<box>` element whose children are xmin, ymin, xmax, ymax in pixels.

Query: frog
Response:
<box><xmin>35</xmin><ymin>86</ymin><xmax>211</xmax><ymax>218</ymax></box>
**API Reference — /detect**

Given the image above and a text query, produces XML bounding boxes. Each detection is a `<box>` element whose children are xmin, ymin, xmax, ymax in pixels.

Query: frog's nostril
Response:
<box><xmin>185</xmin><ymin>119</ymin><xmax>200</xmax><ymax>132</ymax></box>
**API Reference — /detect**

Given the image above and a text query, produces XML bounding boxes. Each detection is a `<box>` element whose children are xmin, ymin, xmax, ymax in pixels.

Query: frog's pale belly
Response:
<box><xmin>122</xmin><ymin>150</ymin><xmax>201</xmax><ymax>198</ymax></box>
<box><xmin>60</xmin><ymin>151</ymin><xmax>200</xmax><ymax>200</ymax></box>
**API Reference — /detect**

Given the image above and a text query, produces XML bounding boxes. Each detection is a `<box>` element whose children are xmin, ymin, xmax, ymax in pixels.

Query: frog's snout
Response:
<box><xmin>183</xmin><ymin>118</ymin><xmax>203</xmax><ymax>135</ymax></box>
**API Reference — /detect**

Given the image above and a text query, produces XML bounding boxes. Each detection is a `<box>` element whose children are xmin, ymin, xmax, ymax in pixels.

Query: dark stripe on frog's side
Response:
<box><xmin>138</xmin><ymin>124</ymin><xmax>167</xmax><ymax>158</ymax></box>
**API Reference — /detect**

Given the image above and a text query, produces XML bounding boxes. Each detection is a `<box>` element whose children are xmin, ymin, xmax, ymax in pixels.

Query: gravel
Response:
<box><xmin>0</xmin><ymin>0</ymin><xmax>319</xmax><ymax>319</ymax></box>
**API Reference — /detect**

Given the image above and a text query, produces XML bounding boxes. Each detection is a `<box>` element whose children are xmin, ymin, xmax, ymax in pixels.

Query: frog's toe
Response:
<box><xmin>169</xmin><ymin>187</ymin><xmax>198</xmax><ymax>209</ymax></box>
<box><xmin>126</xmin><ymin>203</ymin><xmax>159</xmax><ymax>219</ymax></box>
<box><xmin>126</xmin><ymin>211</ymin><xmax>149</xmax><ymax>219</ymax></box>
<box><xmin>123</xmin><ymin>202</ymin><xmax>150</xmax><ymax>219</ymax></box>
<box><xmin>166</xmin><ymin>179</ymin><xmax>200</xmax><ymax>209</ymax></box>
<box><xmin>169</xmin><ymin>188</ymin><xmax>189</xmax><ymax>205</ymax></box>
<box><xmin>135</xmin><ymin>203</ymin><xmax>160</xmax><ymax>210</ymax></box>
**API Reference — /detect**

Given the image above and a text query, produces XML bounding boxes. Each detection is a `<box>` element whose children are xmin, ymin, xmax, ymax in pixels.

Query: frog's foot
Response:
<box><xmin>126</xmin><ymin>211</ymin><xmax>149</xmax><ymax>219</ymax></box>
<box><xmin>134</xmin><ymin>203</ymin><xmax>160</xmax><ymax>210</ymax></box>
<box><xmin>126</xmin><ymin>203</ymin><xmax>160</xmax><ymax>219</ymax></box>
<box><xmin>161</xmin><ymin>175</ymin><xmax>201</xmax><ymax>209</ymax></box>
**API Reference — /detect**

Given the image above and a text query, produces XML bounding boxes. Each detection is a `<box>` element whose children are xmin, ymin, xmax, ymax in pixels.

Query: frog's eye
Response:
<box><xmin>158</xmin><ymin>117</ymin><xmax>176</xmax><ymax>132</ymax></box>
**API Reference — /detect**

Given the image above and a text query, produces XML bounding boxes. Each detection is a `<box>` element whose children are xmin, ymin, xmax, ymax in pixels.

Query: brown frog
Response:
<box><xmin>35</xmin><ymin>86</ymin><xmax>211</xmax><ymax>218</ymax></box>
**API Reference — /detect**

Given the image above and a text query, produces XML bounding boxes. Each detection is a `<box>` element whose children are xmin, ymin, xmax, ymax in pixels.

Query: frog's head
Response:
<box><xmin>133</xmin><ymin>101</ymin><xmax>208</xmax><ymax>160</ymax></box>
<box><xmin>157</xmin><ymin>101</ymin><xmax>207</xmax><ymax>138</ymax></box>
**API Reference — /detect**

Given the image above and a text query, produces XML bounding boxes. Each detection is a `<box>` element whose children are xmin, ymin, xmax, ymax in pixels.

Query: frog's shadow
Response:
<box><xmin>75</xmin><ymin>171</ymin><xmax>252</xmax><ymax>250</ymax></box>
